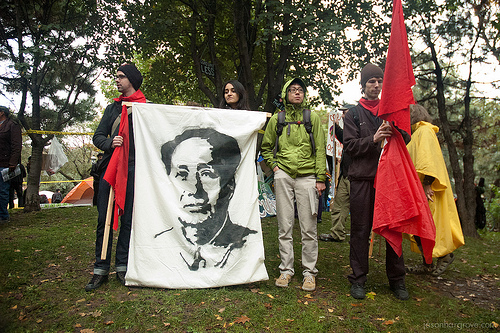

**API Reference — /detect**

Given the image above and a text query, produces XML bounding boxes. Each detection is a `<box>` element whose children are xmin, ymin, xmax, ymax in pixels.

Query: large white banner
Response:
<box><xmin>126</xmin><ymin>104</ymin><xmax>269</xmax><ymax>289</ymax></box>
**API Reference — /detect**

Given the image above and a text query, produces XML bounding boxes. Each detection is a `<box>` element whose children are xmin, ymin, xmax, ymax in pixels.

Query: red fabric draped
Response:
<box><xmin>373</xmin><ymin>0</ymin><xmax>435</xmax><ymax>264</ymax></box>
<box><xmin>103</xmin><ymin>90</ymin><xmax>146</xmax><ymax>230</ymax></box>
<box><xmin>373</xmin><ymin>130</ymin><xmax>435</xmax><ymax>263</ymax></box>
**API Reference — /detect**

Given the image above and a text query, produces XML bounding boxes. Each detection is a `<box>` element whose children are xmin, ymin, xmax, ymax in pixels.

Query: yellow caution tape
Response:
<box><xmin>23</xmin><ymin>179</ymin><xmax>92</xmax><ymax>184</ymax></box>
<box><xmin>23</xmin><ymin>130</ymin><xmax>94</xmax><ymax>135</ymax></box>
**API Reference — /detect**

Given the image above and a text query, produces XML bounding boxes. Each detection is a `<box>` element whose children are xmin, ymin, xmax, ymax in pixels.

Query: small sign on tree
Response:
<box><xmin>200</xmin><ymin>60</ymin><xmax>215</xmax><ymax>77</ymax></box>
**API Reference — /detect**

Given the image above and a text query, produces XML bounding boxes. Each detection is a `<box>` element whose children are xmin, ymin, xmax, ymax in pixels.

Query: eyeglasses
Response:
<box><xmin>115</xmin><ymin>74</ymin><xmax>127</xmax><ymax>80</ymax></box>
<box><xmin>288</xmin><ymin>87</ymin><xmax>304</xmax><ymax>94</ymax></box>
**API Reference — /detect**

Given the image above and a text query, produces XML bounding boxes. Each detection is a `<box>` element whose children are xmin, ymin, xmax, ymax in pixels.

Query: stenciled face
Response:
<box><xmin>224</xmin><ymin>83</ymin><xmax>240</xmax><ymax>108</ymax></box>
<box><xmin>115</xmin><ymin>70</ymin><xmax>134</xmax><ymax>96</ymax></box>
<box><xmin>287</xmin><ymin>83</ymin><xmax>305</xmax><ymax>105</ymax></box>
<box><xmin>364</xmin><ymin>77</ymin><xmax>383</xmax><ymax>100</ymax></box>
<box><xmin>169</xmin><ymin>138</ymin><xmax>221</xmax><ymax>226</ymax></box>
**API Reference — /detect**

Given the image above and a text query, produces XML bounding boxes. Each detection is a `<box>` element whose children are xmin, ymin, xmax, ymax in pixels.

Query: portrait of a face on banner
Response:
<box><xmin>126</xmin><ymin>103</ymin><xmax>269</xmax><ymax>289</ymax></box>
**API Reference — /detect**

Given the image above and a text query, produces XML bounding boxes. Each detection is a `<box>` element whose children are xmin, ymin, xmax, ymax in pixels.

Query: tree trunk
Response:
<box><xmin>426</xmin><ymin>28</ymin><xmax>478</xmax><ymax>238</ymax></box>
<box><xmin>24</xmin><ymin>140</ymin><xmax>44</xmax><ymax>212</ymax></box>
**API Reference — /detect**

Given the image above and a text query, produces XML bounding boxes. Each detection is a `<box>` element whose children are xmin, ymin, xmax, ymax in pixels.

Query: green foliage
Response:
<box><xmin>487</xmin><ymin>185</ymin><xmax>500</xmax><ymax>231</ymax></box>
<box><xmin>99</xmin><ymin>0</ymin><xmax>392</xmax><ymax>111</ymax></box>
<box><xmin>0</xmin><ymin>0</ymin><xmax>110</xmax><ymax>209</ymax></box>
<box><xmin>0</xmin><ymin>0</ymin><xmax>104</xmax><ymax>129</ymax></box>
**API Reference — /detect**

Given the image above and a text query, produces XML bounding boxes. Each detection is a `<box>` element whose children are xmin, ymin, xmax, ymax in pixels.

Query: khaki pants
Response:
<box><xmin>274</xmin><ymin>169</ymin><xmax>318</xmax><ymax>277</ymax></box>
<box><xmin>329</xmin><ymin>176</ymin><xmax>350</xmax><ymax>241</ymax></box>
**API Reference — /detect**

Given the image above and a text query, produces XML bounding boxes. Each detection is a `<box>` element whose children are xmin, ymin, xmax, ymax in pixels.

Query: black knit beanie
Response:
<box><xmin>118</xmin><ymin>64</ymin><xmax>143</xmax><ymax>91</ymax></box>
<box><xmin>360</xmin><ymin>64</ymin><xmax>384</xmax><ymax>88</ymax></box>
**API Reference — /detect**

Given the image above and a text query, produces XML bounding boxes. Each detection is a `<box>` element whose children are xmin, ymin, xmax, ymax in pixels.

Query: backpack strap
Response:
<box><xmin>302</xmin><ymin>109</ymin><xmax>315</xmax><ymax>156</ymax></box>
<box><xmin>111</xmin><ymin>105</ymin><xmax>133</xmax><ymax>136</ymax></box>
<box><xmin>351</xmin><ymin>107</ymin><xmax>360</xmax><ymax>128</ymax></box>
<box><xmin>273</xmin><ymin>111</ymin><xmax>287</xmax><ymax>158</ymax></box>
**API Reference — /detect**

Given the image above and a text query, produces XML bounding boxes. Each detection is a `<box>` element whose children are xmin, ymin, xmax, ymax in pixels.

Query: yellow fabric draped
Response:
<box><xmin>406</xmin><ymin>121</ymin><xmax>464</xmax><ymax>257</ymax></box>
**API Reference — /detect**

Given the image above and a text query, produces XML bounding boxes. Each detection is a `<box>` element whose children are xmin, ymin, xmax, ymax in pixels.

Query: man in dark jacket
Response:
<box><xmin>343</xmin><ymin>64</ymin><xmax>408</xmax><ymax>301</ymax></box>
<box><xmin>85</xmin><ymin>64</ymin><xmax>147</xmax><ymax>291</ymax></box>
<box><xmin>0</xmin><ymin>106</ymin><xmax>22</xmax><ymax>223</ymax></box>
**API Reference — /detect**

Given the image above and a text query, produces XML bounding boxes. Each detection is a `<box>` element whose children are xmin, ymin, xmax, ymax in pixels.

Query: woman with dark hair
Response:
<box><xmin>219</xmin><ymin>80</ymin><xmax>250</xmax><ymax>110</ymax></box>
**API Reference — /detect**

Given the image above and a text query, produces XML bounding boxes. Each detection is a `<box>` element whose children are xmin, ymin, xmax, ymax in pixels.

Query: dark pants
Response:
<box><xmin>348</xmin><ymin>180</ymin><xmax>405</xmax><ymax>286</ymax></box>
<box><xmin>9</xmin><ymin>181</ymin><xmax>24</xmax><ymax>208</ymax></box>
<box><xmin>93</xmin><ymin>167</ymin><xmax>135</xmax><ymax>275</ymax></box>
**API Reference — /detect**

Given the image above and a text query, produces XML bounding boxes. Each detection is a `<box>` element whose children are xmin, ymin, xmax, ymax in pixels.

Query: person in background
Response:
<box><xmin>261</xmin><ymin>78</ymin><xmax>326</xmax><ymax>292</ymax></box>
<box><xmin>475</xmin><ymin>177</ymin><xmax>486</xmax><ymax>229</ymax></box>
<box><xmin>9</xmin><ymin>163</ymin><xmax>26</xmax><ymax>208</ymax></box>
<box><xmin>320</xmin><ymin>104</ymin><xmax>354</xmax><ymax>242</ymax></box>
<box><xmin>85</xmin><ymin>63</ymin><xmax>147</xmax><ymax>291</ymax></box>
<box><xmin>343</xmin><ymin>64</ymin><xmax>408</xmax><ymax>301</ymax></box>
<box><xmin>52</xmin><ymin>189</ymin><xmax>63</xmax><ymax>203</ymax></box>
<box><xmin>219</xmin><ymin>80</ymin><xmax>251</xmax><ymax>110</ymax></box>
<box><xmin>406</xmin><ymin>104</ymin><xmax>464</xmax><ymax>276</ymax></box>
<box><xmin>90</xmin><ymin>153</ymin><xmax>104</xmax><ymax>206</ymax></box>
<box><xmin>0</xmin><ymin>106</ymin><xmax>22</xmax><ymax>224</ymax></box>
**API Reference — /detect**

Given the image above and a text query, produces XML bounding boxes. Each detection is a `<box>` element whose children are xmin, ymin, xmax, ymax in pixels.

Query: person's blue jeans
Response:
<box><xmin>93</xmin><ymin>166</ymin><xmax>135</xmax><ymax>275</ymax></box>
<box><xmin>0</xmin><ymin>168</ymin><xmax>10</xmax><ymax>220</ymax></box>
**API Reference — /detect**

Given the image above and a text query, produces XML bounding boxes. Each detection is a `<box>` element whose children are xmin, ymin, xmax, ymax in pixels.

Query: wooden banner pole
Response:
<box><xmin>368</xmin><ymin>230</ymin><xmax>375</xmax><ymax>258</ymax></box>
<box><xmin>101</xmin><ymin>187</ymin><xmax>115</xmax><ymax>260</ymax></box>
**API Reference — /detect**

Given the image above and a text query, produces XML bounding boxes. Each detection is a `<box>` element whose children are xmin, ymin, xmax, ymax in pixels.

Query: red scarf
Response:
<box><xmin>104</xmin><ymin>89</ymin><xmax>146</xmax><ymax>230</ymax></box>
<box><xmin>359</xmin><ymin>98</ymin><xmax>379</xmax><ymax>116</ymax></box>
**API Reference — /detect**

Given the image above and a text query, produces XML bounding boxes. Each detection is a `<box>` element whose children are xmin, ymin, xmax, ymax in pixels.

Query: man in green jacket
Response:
<box><xmin>261</xmin><ymin>78</ymin><xmax>326</xmax><ymax>291</ymax></box>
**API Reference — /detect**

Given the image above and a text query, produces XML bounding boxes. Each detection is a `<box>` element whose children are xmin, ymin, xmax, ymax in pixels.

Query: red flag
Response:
<box><xmin>378</xmin><ymin>0</ymin><xmax>415</xmax><ymax>136</ymax></box>
<box><xmin>103</xmin><ymin>90</ymin><xmax>146</xmax><ymax>230</ymax></box>
<box><xmin>373</xmin><ymin>0</ymin><xmax>435</xmax><ymax>264</ymax></box>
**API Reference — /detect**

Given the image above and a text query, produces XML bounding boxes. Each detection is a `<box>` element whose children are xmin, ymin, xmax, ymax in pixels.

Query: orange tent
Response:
<box><xmin>62</xmin><ymin>177</ymin><xmax>94</xmax><ymax>205</ymax></box>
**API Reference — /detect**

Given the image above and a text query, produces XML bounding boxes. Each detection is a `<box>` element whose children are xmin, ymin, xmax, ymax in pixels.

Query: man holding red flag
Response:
<box><xmin>85</xmin><ymin>64</ymin><xmax>147</xmax><ymax>292</ymax></box>
<box><xmin>343</xmin><ymin>64</ymin><xmax>409</xmax><ymax>301</ymax></box>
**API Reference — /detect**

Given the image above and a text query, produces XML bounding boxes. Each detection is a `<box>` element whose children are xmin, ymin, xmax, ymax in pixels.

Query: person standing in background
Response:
<box><xmin>219</xmin><ymin>80</ymin><xmax>251</xmax><ymax>110</ymax></box>
<box><xmin>320</xmin><ymin>104</ymin><xmax>354</xmax><ymax>242</ymax></box>
<box><xmin>0</xmin><ymin>106</ymin><xmax>22</xmax><ymax>223</ymax></box>
<box><xmin>406</xmin><ymin>104</ymin><xmax>464</xmax><ymax>276</ymax></box>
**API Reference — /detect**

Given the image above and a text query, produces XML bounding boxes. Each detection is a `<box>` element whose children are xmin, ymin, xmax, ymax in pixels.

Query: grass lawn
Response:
<box><xmin>0</xmin><ymin>207</ymin><xmax>499</xmax><ymax>332</ymax></box>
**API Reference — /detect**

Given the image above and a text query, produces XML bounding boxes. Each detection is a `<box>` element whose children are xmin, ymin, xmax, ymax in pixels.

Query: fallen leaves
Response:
<box><xmin>234</xmin><ymin>315</ymin><xmax>250</xmax><ymax>324</ymax></box>
<box><xmin>366</xmin><ymin>291</ymin><xmax>376</xmax><ymax>300</ymax></box>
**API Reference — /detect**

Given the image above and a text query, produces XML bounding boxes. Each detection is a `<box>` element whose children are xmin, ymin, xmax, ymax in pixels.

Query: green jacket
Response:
<box><xmin>261</xmin><ymin>78</ymin><xmax>326</xmax><ymax>182</ymax></box>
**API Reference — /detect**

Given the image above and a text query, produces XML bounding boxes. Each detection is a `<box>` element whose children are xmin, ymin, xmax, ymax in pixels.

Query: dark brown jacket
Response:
<box><xmin>343</xmin><ymin>104</ymin><xmax>382</xmax><ymax>181</ymax></box>
<box><xmin>0</xmin><ymin>118</ymin><xmax>22</xmax><ymax>168</ymax></box>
